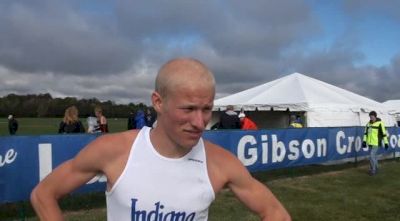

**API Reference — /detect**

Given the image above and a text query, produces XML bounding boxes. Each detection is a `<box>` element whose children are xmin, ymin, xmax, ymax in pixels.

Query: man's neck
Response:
<box><xmin>149</xmin><ymin>127</ymin><xmax>191</xmax><ymax>158</ymax></box>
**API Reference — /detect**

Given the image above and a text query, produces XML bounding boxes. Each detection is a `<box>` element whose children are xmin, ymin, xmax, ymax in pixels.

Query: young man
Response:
<box><xmin>31</xmin><ymin>58</ymin><xmax>291</xmax><ymax>221</ymax></box>
<box><xmin>362</xmin><ymin>110</ymin><xmax>389</xmax><ymax>176</ymax></box>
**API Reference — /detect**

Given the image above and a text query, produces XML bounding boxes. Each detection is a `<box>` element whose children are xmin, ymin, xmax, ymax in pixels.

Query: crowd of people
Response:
<box><xmin>5</xmin><ymin>106</ymin><xmax>304</xmax><ymax>136</ymax></box>
<box><xmin>5</xmin><ymin>106</ymin><xmax>157</xmax><ymax>136</ymax></box>
<box><xmin>210</xmin><ymin>105</ymin><xmax>302</xmax><ymax>130</ymax></box>
<box><xmin>127</xmin><ymin>108</ymin><xmax>156</xmax><ymax>130</ymax></box>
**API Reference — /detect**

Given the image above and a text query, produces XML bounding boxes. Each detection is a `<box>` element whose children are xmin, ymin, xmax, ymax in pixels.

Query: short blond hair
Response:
<box><xmin>155</xmin><ymin>58</ymin><xmax>215</xmax><ymax>99</ymax></box>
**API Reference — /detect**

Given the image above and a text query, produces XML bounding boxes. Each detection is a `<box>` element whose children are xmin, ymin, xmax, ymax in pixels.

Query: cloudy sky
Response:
<box><xmin>1</xmin><ymin>0</ymin><xmax>399</xmax><ymax>105</ymax></box>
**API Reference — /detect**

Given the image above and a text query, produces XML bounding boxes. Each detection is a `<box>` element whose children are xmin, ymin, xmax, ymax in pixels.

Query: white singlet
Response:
<box><xmin>106</xmin><ymin>126</ymin><xmax>215</xmax><ymax>221</ymax></box>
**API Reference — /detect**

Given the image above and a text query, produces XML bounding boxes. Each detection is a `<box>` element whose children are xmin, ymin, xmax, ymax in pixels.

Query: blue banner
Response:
<box><xmin>1</xmin><ymin>127</ymin><xmax>399</xmax><ymax>203</ymax></box>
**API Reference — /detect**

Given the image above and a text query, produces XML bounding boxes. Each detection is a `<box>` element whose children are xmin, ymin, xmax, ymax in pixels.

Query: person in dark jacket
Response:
<box><xmin>8</xmin><ymin>114</ymin><xmax>19</xmax><ymax>135</ymax></box>
<box><xmin>134</xmin><ymin>110</ymin><xmax>146</xmax><ymax>129</ymax></box>
<box><xmin>145</xmin><ymin>108</ymin><xmax>157</xmax><ymax>128</ymax></box>
<box><xmin>218</xmin><ymin>105</ymin><xmax>241</xmax><ymax>129</ymax></box>
<box><xmin>127</xmin><ymin>111</ymin><xmax>136</xmax><ymax>130</ymax></box>
<box><xmin>58</xmin><ymin>106</ymin><xmax>85</xmax><ymax>134</ymax></box>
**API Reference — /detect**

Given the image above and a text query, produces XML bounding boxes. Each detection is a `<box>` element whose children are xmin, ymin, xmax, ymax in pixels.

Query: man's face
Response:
<box><xmin>156</xmin><ymin>84</ymin><xmax>214</xmax><ymax>150</ymax></box>
<box><xmin>369</xmin><ymin>115</ymin><xmax>376</xmax><ymax>122</ymax></box>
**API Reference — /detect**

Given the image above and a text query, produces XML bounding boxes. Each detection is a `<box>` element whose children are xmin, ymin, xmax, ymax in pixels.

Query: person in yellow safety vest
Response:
<box><xmin>362</xmin><ymin>110</ymin><xmax>389</xmax><ymax>176</ymax></box>
<box><xmin>289</xmin><ymin>115</ymin><xmax>303</xmax><ymax>128</ymax></box>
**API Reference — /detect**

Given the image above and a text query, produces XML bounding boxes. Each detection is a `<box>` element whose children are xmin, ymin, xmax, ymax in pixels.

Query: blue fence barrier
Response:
<box><xmin>1</xmin><ymin>127</ymin><xmax>399</xmax><ymax>204</ymax></box>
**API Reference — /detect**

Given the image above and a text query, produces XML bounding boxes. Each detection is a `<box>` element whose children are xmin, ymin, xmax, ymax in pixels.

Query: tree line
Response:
<box><xmin>0</xmin><ymin>93</ymin><xmax>148</xmax><ymax>118</ymax></box>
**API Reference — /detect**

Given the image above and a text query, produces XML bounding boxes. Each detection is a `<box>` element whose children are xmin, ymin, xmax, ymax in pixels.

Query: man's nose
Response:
<box><xmin>191</xmin><ymin>111</ymin><xmax>206</xmax><ymax>129</ymax></box>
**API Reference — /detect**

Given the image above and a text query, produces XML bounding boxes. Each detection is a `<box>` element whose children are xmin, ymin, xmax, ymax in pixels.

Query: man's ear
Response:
<box><xmin>151</xmin><ymin>91</ymin><xmax>163</xmax><ymax>113</ymax></box>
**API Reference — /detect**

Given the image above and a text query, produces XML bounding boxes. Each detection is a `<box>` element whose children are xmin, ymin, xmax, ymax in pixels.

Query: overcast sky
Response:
<box><xmin>1</xmin><ymin>0</ymin><xmax>399</xmax><ymax>105</ymax></box>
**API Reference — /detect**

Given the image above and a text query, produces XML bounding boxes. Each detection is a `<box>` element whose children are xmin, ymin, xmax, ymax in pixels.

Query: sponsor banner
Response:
<box><xmin>1</xmin><ymin>127</ymin><xmax>399</xmax><ymax>203</ymax></box>
<box><xmin>204</xmin><ymin>127</ymin><xmax>400</xmax><ymax>171</ymax></box>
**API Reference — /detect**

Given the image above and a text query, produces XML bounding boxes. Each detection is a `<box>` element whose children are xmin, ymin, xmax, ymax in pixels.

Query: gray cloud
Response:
<box><xmin>0</xmin><ymin>1</ymin><xmax>135</xmax><ymax>75</ymax></box>
<box><xmin>0</xmin><ymin>0</ymin><xmax>399</xmax><ymax>104</ymax></box>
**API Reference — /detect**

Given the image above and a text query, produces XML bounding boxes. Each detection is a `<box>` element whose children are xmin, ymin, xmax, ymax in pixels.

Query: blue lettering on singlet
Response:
<box><xmin>131</xmin><ymin>198</ymin><xmax>196</xmax><ymax>221</ymax></box>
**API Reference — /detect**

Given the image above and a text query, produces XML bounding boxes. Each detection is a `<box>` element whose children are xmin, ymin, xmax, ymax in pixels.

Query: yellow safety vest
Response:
<box><xmin>290</xmin><ymin>122</ymin><xmax>303</xmax><ymax>128</ymax></box>
<box><xmin>363</xmin><ymin>120</ymin><xmax>388</xmax><ymax>147</ymax></box>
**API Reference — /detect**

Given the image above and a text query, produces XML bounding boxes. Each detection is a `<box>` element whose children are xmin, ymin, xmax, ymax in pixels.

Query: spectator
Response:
<box><xmin>94</xmin><ymin>106</ymin><xmax>108</xmax><ymax>133</ymax></box>
<box><xmin>238</xmin><ymin>112</ymin><xmax>258</xmax><ymax>130</ymax></box>
<box><xmin>289</xmin><ymin>114</ymin><xmax>303</xmax><ymax>128</ymax></box>
<box><xmin>218</xmin><ymin>105</ymin><xmax>241</xmax><ymax>129</ymax></box>
<box><xmin>58</xmin><ymin>106</ymin><xmax>85</xmax><ymax>134</ymax></box>
<box><xmin>127</xmin><ymin>111</ymin><xmax>136</xmax><ymax>130</ymax></box>
<box><xmin>145</xmin><ymin>108</ymin><xmax>157</xmax><ymax>128</ymax></box>
<box><xmin>8</xmin><ymin>114</ymin><xmax>18</xmax><ymax>135</ymax></box>
<box><xmin>87</xmin><ymin>116</ymin><xmax>99</xmax><ymax>133</ymax></box>
<box><xmin>362</xmin><ymin>110</ymin><xmax>389</xmax><ymax>176</ymax></box>
<box><xmin>134</xmin><ymin>110</ymin><xmax>146</xmax><ymax>129</ymax></box>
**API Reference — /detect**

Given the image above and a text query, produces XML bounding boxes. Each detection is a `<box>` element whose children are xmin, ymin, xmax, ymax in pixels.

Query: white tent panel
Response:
<box><xmin>212</xmin><ymin>73</ymin><xmax>396</xmax><ymax>128</ymax></box>
<box><xmin>306</xmin><ymin>110</ymin><xmax>361</xmax><ymax>127</ymax></box>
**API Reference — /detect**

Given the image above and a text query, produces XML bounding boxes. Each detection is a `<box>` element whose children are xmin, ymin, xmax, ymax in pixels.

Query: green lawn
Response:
<box><xmin>0</xmin><ymin>118</ymin><xmax>129</xmax><ymax>136</ymax></box>
<box><xmin>2</xmin><ymin>160</ymin><xmax>399</xmax><ymax>221</ymax></box>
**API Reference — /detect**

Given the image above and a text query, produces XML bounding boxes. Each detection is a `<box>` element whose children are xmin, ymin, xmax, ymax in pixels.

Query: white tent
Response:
<box><xmin>383</xmin><ymin>100</ymin><xmax>400</xmax><ymax>112</ymax></box>
<box><xmin>211</xmin><ymin>73</ymin><xmax>396</xmax><ymax>128</ymax></box>
<box><xmin>383</xmin><ymin>100</ymin><xmax>400</xmax><ymax>123</ymax></box>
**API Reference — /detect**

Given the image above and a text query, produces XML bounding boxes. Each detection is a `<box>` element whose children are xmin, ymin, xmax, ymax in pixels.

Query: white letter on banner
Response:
<box><xmin>5</xmin><ymin>149</ymin><xmax>17</xmax><ymax>164</ymax></box>
<box><xmin>272</xmin><ymin>135</ymin><xmax>286</xmax><ymax>163</ymax></box>
<box><xmin>0</xmin><ymin>149</ymin><xmax>18</xmax><ymax>167</ymax></box>
<box><xmin>347</xmin><ymin>136</ymin><xmax>354</xmax><ymax>153</ymax></box>
<box><xmin>336</xmin><ymin>131</ymin><xmax>346</xmax><ymax>155</ymax></box>
<box><xmin>397</xmin><ymin>134</ymin><xmax>400</xmax><ymax>147</ymax></box>
<box><xmin>237</xmin><ymin>135</ymin><xmax>258</xmax><ymax>166</ymax></box>
<box><xmin>39</xmin><ymin>143</ymin><xmax>52</xmax><ymax>181</ymax></box>
<box><xmin>302</xmin><ymin>139</ymin><xmax>315</xmax><ymax>159</ymax></box>
<box><xmin>288</xmin><ymin>140</ymin><xmax>300</xmax><ymax>160</ymax></box>
<box><xmin>316</xmin><ymin>139</ymin><xmax>327</xmax><ymax>157</ymax></box>
<box><xmin>390</xmin><ymin>134</ymin><xmax>397</xmax><ymax>149</ymax></box>
<box><xmin>354</xmin><ymin>137</ymin><xmax>362</xmax><ymax>152</ymax></box>
<box><xmin>261</xmin><ymin>135</ymin><xmax>268</xmax><ymax>164</ymax></box>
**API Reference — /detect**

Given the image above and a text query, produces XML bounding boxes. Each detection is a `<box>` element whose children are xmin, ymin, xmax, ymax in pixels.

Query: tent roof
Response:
<box><xmin>383</xmin><ymin>100</ymin><xmax>400</xmax><ymax>113</ymax></box>
<box><xmin>214</xmin><ymin>72</ymin><xmax>382</xmax><ymax>111</ymax></box>
<box><xmin>383</xmin><ymin>100</ymin><xmax>400</xmax><ymax>107</ymax></box>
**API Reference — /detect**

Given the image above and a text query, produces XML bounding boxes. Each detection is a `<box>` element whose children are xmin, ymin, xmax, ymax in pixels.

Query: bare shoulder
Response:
<box><xmin>204</xmin><ymin>140</ymin><xmax>238</xmax><ymax>165</ymax></box>
<box><xmin>75</xmin><ymin>130</ymin><xmax>139</xmax><ymax>176</ymax></box>
<box><xmin>85</xmin><ymin>130</ymin><xmax>137</xmax><ymax>156</ymax></box>
<box><xmin>95</xmin><ymin>130</ymin><xmax>137</xmax><ymax>149</ymax></box>
<box><xmin>204</xmin><ymin>140</ymin><xmax>247</xmax><ymax>192</ymax></box>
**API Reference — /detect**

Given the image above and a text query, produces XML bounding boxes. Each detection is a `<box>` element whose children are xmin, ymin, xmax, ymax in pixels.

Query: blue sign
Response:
<box><xmin>1</xmin><ymin>127</ymin><xmax>399</xmax><ymax>203</ymax></box>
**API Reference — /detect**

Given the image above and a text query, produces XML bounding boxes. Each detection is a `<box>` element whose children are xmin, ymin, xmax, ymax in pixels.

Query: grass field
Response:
<box><xmin>0</xmin><ymin>117</ymin><xmax>129</xmax><ymax>136</ymax></box>
<box><xmin>1</xmin><ymin>160</ymin><xmax>399</xmax><ymax>221</ymax></box>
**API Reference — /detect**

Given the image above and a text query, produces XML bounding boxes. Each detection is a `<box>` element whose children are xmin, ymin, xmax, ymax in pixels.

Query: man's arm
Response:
<box><xmin>30</xmin><ymin>134</ymin><xmax>123</xmax><ymax>220</ymax></box>
<box><xmin>379</xmin><ymin>122</ymin><xmax>389</xmax><ymax>145</ymax></box>
<box><xmin>227</xmin><ymin>160</ymin><xmax>291</xmax><ymax>221</ymax></box>
<box><xmin>206</xmin><ymin>142</ymin><xmax>291</xmax><ymax>221</ymax></box>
